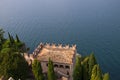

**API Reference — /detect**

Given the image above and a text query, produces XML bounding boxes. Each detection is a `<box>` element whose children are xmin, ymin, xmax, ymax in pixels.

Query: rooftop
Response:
<box><xmin>36</xmin><ymin>43</ymin><xmax>76</xmax><ymax>64</ymax></box>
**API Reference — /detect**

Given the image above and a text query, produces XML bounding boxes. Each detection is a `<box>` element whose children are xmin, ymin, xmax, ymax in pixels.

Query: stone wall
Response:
<box><xmin>24</xmin><ymin>43</ymin><xmax>78</xmax><ymax>80</ymax></box>
<box><xmin>40</xmin><ymin>61</ymin><xmax>72</xmax><ymax>80</ymax></box>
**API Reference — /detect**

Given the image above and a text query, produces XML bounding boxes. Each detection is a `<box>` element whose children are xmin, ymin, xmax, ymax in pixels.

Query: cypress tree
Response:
<box><xmin>103</xmin><ymin>73</ymin><xmax>110</xmax><ymax>80</ymax></box>
<box><xmin>90</xmin><ymin>65</ymin><xmax>102</xmax><ymax>80</ymax></box>
<box><xmin>88</xmin><ymin>53</ymin><xmax>97</xmax><ymax>79</ymax></box>
<box><xmin>32</xmin><ymin>59</ymin><xmax>44</xmax><ymax>80</ymax></box>
<box><xmin>82</xmin><ymin>57</ymin><xmax>89</xmax><ymax>80</ymax></box>
<box><xmin>0</xmin><ymin>28</ymin><xmax>5</xmax><ymax>43</ymax></box>
<box><xmin>8</xmin><ymin>32</ymin><xmax>12</xmax><ymax>42</ymax></box>
<box><xmin>16</xmin><ymin>34</ymin><xmax>20</xmax><ymax>42</ymax></box>
<box><xmin>0</xmin><ymin>28</ymin><xmax>4</xmax><ymax>50</ymax></box>
<box><xmin>90</xmin><ymin>65</ymin><xmax>97</xmax><ymax>80</ymax></box>
<box><xmin>48</xmin><ymin>58</ymin><xmax>56</xmax><ymax>80</ymax></box>
<box><xmin>11</xmin><ymin>36</ymin><xmax>15</xmax><ymax>44</ymax></box>
<box><xmin>8</xmin><ymin>32</ymin><xmax>14</xmax><ymax>44</ymax></box>
<box><xmin>0</xmin><ymin>52</ymin><xmax>29</xmax><ymax>80</ymax></box>
<box><xmin>73</xmin><ymin>56</ymin><xmax>82</xmax><ymax>80</ymax></box>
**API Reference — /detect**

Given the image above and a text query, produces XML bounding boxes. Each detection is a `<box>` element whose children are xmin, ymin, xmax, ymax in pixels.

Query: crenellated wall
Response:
<box><xmin>24</xmin><ymin>43</ymin><xmax>77</xmax><ymax>80</ymax></box>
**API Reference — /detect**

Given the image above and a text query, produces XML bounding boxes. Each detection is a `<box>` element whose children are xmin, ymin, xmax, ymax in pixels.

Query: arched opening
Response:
<box><xmin>54</xmin><ymin>64</ymin><xmax>58</xmax><ymax>68</ymax></box>
<box><xmin>65</xmin><ymin>65</ymin><xmax>70</xmax><ymax>69</ymax></box>
<box><xmin>59</xmin><ymin>65</ymin><xmax>64</xmax><ymax>68</ymax></box>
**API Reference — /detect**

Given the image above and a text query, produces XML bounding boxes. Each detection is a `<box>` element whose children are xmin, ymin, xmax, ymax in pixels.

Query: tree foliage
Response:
<box><xmin>82</xmin><ymin>57</ymin><xmax>89</xmax><ymax>80</ymax></box>
<box><xmin>0</xmin><ymin>52</ymin><xmax>29</xmax><ymax>80</ymax></box>
<box><xmin>73</xmin><ymin>53</ymin><xmax>110</xmax><ymax>80</ymax></box>
<box><xmin>32</xmin><ymin>59</ymin><xmax>44</xmax><ymax>80</ymax></box>
<box><xmin>0</xmin><ymin>28</ymin><xmax>5</xmax><ymax>42</ymax></box>
<box><xmin>0</xmin><ymin>28</ymin><xmax>5</xmax><ymax>50</ymax></box>
<box><xmin>48</xmin><ymin>59</ymin><xmax>56</xmax><ymax>80</ymax></box>
<box><xmin>16</xmin><ymin>34</ymin><xmax>20</xmax><ymax>43</ymax></box>
<box><xmin>73</xmin><ymin>56</ymin><xmax>82</xmax><ymax>80</ymax></box>
<box><xmin>8</xmin><ymin>32</ymin><xmax>14</xmax><ymax>45</ymax></box>
<box><xmin>103</xmin><ymin>73</ymin><xmax>110</xmax><ymax>80</ymax></box>
<box><xmin>0</xmin><ymin>29</ymin><xmax>29</xmax><ymax>79</ymax></box>
<box><xmin>90</xmin><ymin>65</ymin><xmax>103</xmax><ymax>80</ymax></box>
<box><xmin>1</xmin><ymin>33</ymin><xmax>26</xmax><ymax>53</ymax></box>
<box><xmin>88</xmin><ymin>53</ymin><xmax>97</xmax><ymax>79</ymax></box>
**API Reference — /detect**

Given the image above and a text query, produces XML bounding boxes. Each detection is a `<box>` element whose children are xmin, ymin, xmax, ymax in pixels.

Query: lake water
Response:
<box><xmin>0</xmin><ymin>0</ymin><xmax>120</xmax><ymax>80</ymax></box>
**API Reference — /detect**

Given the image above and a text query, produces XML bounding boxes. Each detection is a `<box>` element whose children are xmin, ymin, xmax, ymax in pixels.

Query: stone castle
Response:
<box><xmin>24</xmin><ymin>43</ymin><xmax>77</xmax><ymax>80</ymax></box>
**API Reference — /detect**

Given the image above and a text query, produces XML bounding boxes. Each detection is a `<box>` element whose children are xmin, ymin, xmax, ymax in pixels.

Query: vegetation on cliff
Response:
<box><xmin>73</xmin><ymin>53</ymin><xmax>110</xmax><ymax>80</ymax></box>
<box><xmin>32</xmin><ymin>59</ymin><xmax>44</xmax><ymax>80</ymax></box>
<box><xmin>103</xmin><ymin>73</ymin><xmax>110</xmax><ymax>80</ymax></box>
<box><xmin>48</xmin><ymin>59</ymin><xmax>56</xmax><ymax>80</ymax></box>
<box><xmin>0</xmin><ymin>28</ymin><xmax>29</xmax><ymax>80</ymax></box>
<box><xmin>0</xmin><ymin>28</ymin><xmax>5</xmax><ymax>51</ymax></box>
<box><xmin>0</xmin><ymin>28</ymin><xmax>110</xmax><ymax>80</ymax></box>
<box><xmin>73</xmin><ymin>56</ymin><xmax>82</xmax><ymax>80</ymax></box>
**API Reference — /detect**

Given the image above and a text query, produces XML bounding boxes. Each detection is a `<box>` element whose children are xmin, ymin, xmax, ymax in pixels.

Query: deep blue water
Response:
<box><xmin>0</xmin><ymin>0</ymin><xmax>120</xmax><ymax>80</ymax></box>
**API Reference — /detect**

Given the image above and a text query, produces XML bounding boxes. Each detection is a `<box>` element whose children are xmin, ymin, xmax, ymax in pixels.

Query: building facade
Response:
<box><xmin>24</xmin><ymin>43</ymin><xmax>77</xmax><ymax>80</ymax></box>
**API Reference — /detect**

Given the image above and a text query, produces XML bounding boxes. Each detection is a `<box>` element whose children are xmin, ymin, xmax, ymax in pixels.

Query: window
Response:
<box><xmin>65</xmin><ymin>65</ymin><xmax>70</xmax><ymax>69</ymax></box>
<box><xmin>59</xmin><ymin>65</ymin><xmax>64</xmax><ymax>68</ymax></box>
<box><xmin>54</xmin><ymin>64</ymin><xmax>58</xmax><ymax>68</ymax></box>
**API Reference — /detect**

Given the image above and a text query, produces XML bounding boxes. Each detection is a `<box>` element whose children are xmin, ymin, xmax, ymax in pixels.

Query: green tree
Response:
<box><xmin>90</xmin><ymin>65</ymin><xmax>102</xmax><ymax>80</ymax></box>
<box><xmin>8</xmin><ymin>32</ymin><xmax>15</xmax><ymax>45</ymax></box>
<box><xmin>88</xmin><ymin>53</ymin><xmax>97</xmax><ymax>79</ymax></box>
<box><xmin>16</xmin><ymin>34</ymin><xmax>20</xmax><ymax>42</ymax></box>
<box><xmin>103</xmin><ymin>73</ymin><xmax>110</xmax><ymax>80</ymax></box>
<box><xmin>48</xmin><ymin>58</ymin><xmax>56</xmax><ymax>80</ymax></box>
<box><xmin>0</xmin><ymin>29</ymin><xmax>29</xmax><ymax>79</ymax></box>
<box><xmin>82</xmin><ymin>57</ymin><xmax>89</xmax><ymax>80</ymax></box>
<box><xmin>32</xmin><ymin>59</ymin><xmax>44</xmax><ymax>80</ymax></box>
<box><xmin>0</xmin><ymin>28</ymin><xmax>5</xmax><ymax>50</ymax></box>
<box><xmin>11</xmin><ymin>36</ymin><xmax>15</xmax><ymax>44</ymax></box>
<box><xmin>0</xmin><ymin>28</ymin><xmax>5</xmax><ymax>42</ymax></box>
<box><xmin>8</xmin><ymin>32</ymin><xmax>12</xmax><ymax>42</ymax></box>
<box><xmin>1</xmin><ymin>32</ymin><xmax>26</xmax><ymax>53</ymax></box>
<box><xmin>73</xmin><ymin>56</ymin><xmax>82</xmax><ymax>80</ymax></box>
<box><xmin>0</xmin><ymin>51</ymin><xmax>29</xmax><ymax>80</ymax></box>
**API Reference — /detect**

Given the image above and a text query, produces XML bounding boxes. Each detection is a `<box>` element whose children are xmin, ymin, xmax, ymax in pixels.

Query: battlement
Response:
<box><xmin>40</xmin><ymin>43</ymin><xmax>76</xmax><ymax>50</ymax></box>
<box><xmin>33</xmin><ymin>43</ymin><xmax>77</xmax><ymax>57</ymax></box>
<box><xmin>24</xmin><ymin>43</ymin><xmax>77</xmax><ymax>80</ymax></box>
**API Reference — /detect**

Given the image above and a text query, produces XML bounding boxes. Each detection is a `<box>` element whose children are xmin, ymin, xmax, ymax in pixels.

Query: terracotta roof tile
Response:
<box><xmin>37</xmin><ymin>45</ymin><xmax>76</xmax><ymax>64</ymax></box>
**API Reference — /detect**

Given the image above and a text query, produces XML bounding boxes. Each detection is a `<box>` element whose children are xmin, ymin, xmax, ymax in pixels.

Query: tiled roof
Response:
<box><xmin>37</xmin><ymin>45</ymin><xmax>76</xmax><ymax>64</ymax></box>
